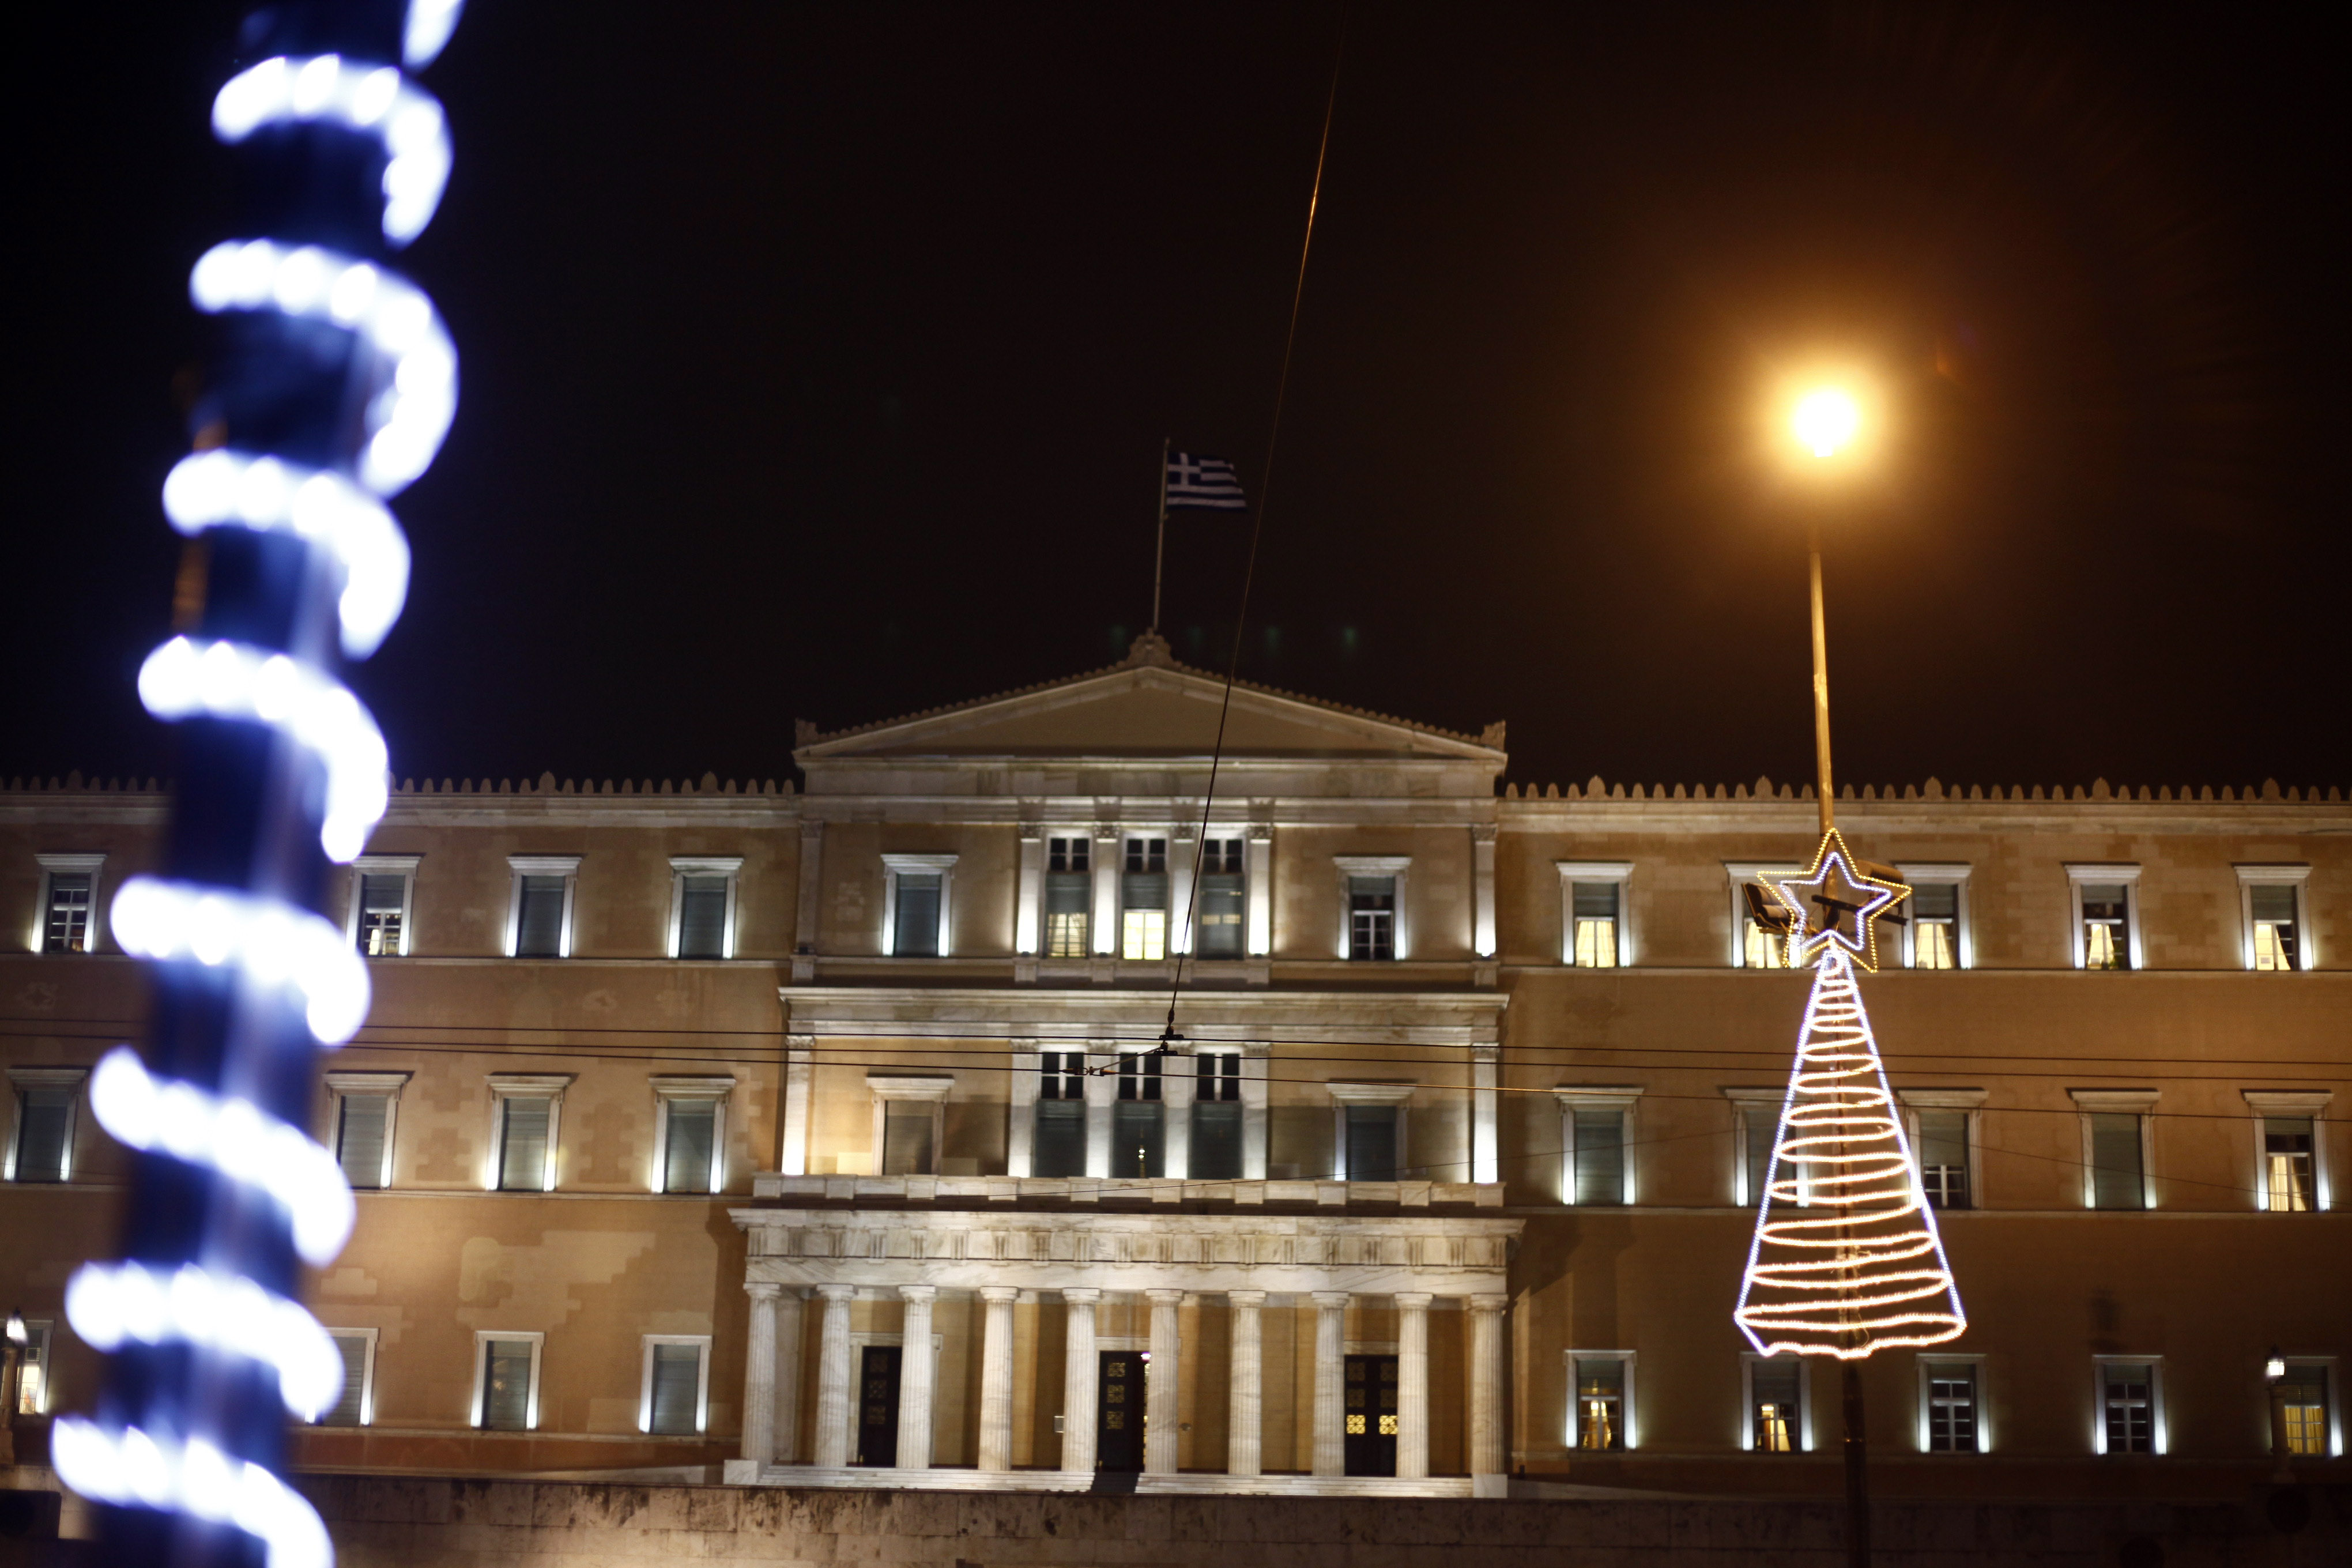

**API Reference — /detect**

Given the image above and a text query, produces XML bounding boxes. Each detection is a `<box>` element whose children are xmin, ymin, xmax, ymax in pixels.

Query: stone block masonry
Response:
<box><xmin>288</xmin><ymin>1476</ymin><xmax>2347</xmax><ymax>1567</ymax></box>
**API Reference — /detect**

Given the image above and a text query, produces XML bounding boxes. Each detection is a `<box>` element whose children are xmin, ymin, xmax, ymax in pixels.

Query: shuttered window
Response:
<box><xmin>676</xmin><ymin>875</ymin><xmax>729</xmax><ymax>959</ymax></box>
<box><xmin>2089</xmin><ymin>1114</ymin><xmax>2146</xmax><ymax>1210</ymax></box>
<box><xmin>647</xmin><ymin>1342</ymin><xmax>703</xmax><ymax>1435</ymax></box>
<box><xmin>881</xmin><ymin>1106</ymin><xmax>936</xmax><ymax>1176</ymax></box>
<box><xmin>499</xmin><ymin>1098</ymin><xmax>553</xmax><ymax>1191</ymax></box>
<box><xmin>515</xmin><ymin>876</ymin><xmax>568</xmax><ymax>958</ymax></box>
<box><xmin>481</xmin><ymin>1340</ymin><xmax>536</xmax><ymax>1430</ymax></box>
<box><xmin>892</xmin><ymin>873</ymin><xmax>941</xmax><ymax>956</ymax></box>
<box><xmin>1196</xmin><ymin>838</ymin><xmax>1245</xmax><ymax>959</ymax></box>
<box><xmin>662</xmin><ymin>1101</ymin><xmax>717</xmax><ymax>1193</ymax></box>
<box><xmin>336</xmin><ymin>1094</ymin><xmax>391</xmax><ymax>1190</ymax></box>
<box><xmin>322</xmin><ymin>1334</ymin><xmax>370</xmax><ymax>1426</ymax></box>
<box><xmin>1034</xmin><ymin>1099</ymin><xmax>1086</xmax><ymax>1178</ymax></box>
<box><xmin>11</xmin><ymin>1088</ymin><xmax>73</xmax><ymax>1182</ymax></box>
<box><xmin>1571</xmin><ymin>1109</ymin><xmax>1626</xmax><ymax>1205</ymax></box>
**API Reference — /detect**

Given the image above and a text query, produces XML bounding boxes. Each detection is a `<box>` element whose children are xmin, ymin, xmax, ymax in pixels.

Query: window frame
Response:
<box><xmin>484</xmin><ymin>1075</ymin><xmax>572</xmax><ymax>1192</ymax></box>
<box><xmin>472</xmin><ymin>1329</ymin><xmax>545</xmax><ymax>1431</ymax></box>
<box><xmin>1898</xmin><ymin>1088</ymin><xmax>1987</xmax><ymax>1211</ymax></box>
<box><xmin>323</xmin><ymin>1070</ymin><xmax>410</xmax><ymax>1192</ymax></box>
<box><xmin>880</xmin><ymin>853</ymin><xmax>958</xmax><ymax>958</ymax></box>
<box><xmin>1328</xmin><ymin>1080</ymin><xmax>1415</xmax><ymax>1181</ymax></box>
<box><xmin>1187</xmin><ymin>1047</ymin><xmax>1249</xmax><ymax>1179</ymax></box>
<box><xmin>2092</xmin><ymin>1355</ymin><xmax>2165</xmax><ymax>1456</ymax></box>
<box><xmin>1556</xmin><ymin>861</ymin><xmax>1633</xmax><ymax>968</ymax></box>
<box><xmin>5</xmin><ymin>1066</ymin><xmax>87</xmax><ymax>1183</ymax></box>
<box><xmin>867</xmin><ymin>1073</ymin><xmax>952</xmax><ymax>1178</ymax></box>
<box><xmin>14</xmin><ymin>1318</ymin><xmax>55</xmax><ymax>1415</ymax></box>
<box><xmin>2270</xmin><ymin>1356</ymin><xmax>2342</xmax><ymax>1458</ymax></box>
<box><xmin>2071</xmin><ymin>1089</ymin><xmax>2158</xmax><ymax>1210</ymax></box>
<box><xmin>2243</xmin><ymin>1090</ymin><xmax>2331</xmax><ymax>1212</ymax></box>
<box><xmin>1117</xmin><ymin>832</ymin><xmax>1172</xmax><ymax>963</ymax></box>
<box><xmin>314</xmin><ymin>1325</ymin><xmax>380</xmax><ymax>1427</ymax></box>
<box><xmin>345</xmin><ymin>854</ymin><xmax>420</xmax><ymax>958</ymax></box>
<box><xmin>1011</xmin><ymin>1045</ymin><xmax>1094</xmax><ymax>1178</ymax></box>
<box><xmin>505</xmin><ymin>855</ymin><xmax>581</xmax><ymax>959</ymax></box>
<box><xmin>1895</xmin><ymin>863</ymin><xmax>1972</xmax><ymax>970</ymax></box>
<box><xmin>2235</xmin><ymin>864</ymin><xmax>2313</xmax><ymax>972</ymax></box>
<box><xmin>1740</xmin><ymin>1352</ymin><xmax>1811</xmax><ymax>1453</ymax></box>
<box><xmin>1036</xmin><ymin>832</ymin><xmax>1095</xmax><ymax>960</ymax></box>
<box><xmin>667</xmin><ymin>855</ymin><xmax>744</xmax><ymax>961</ymax></box>
<box><xmin>638</xmin><ymin>1333</ymin><xmax>714</xmax><ymax>1435</ymax></box>
<box><xmin>2064</xmin><ymin>864</ymin><xmax>2143</xmax><ymax>971</ymax></box>
<box><xmin>1192</xmin><ymin>833</ymin><xmax>1250</xmax><ymax>961</ymax></box>
<box><xmin>1555</xmin><ymin>1087</ymin><xmax>1641</xmax><ymax>1205</ymax></box>
<box><xmin>1334</xmin><ymin>855</ymin><xmax>1412</xmax><ymax>962</ymax></box>
<box><xmin>649</xmin><ymin>1075</ymin><xmax>734</xmax><ymax>1194</ymax></box>
<box><xmin>1564</xmin><ymin>1348</ymin><xmax>1637</xmax><ymax>1452</ymax></box>
<box><xmin>1724</xmin><ymin>862</ymin><xmax>1804</xmax><ymax>968</ymax></box>
<box><xmin>33</xmin><ymin>852</ymin><xmax>107</xmax><ymax>956</ymax></box>
<box><xmin>1915</xmin><ymin>1354</ymin><xmax>1988</xmax><ymax>1454</ymax></box>
<box><xmin>1722</xmin><ymin>1087</ymin><xmax>1784</xmax><ymax>1208</ymax></box>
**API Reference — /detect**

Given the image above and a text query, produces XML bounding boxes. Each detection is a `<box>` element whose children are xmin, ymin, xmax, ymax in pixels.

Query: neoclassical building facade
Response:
<box><xmin>2</xmin><ymin>635</ymin><xmax>2346</xmax><ymax>1500</ymax></box>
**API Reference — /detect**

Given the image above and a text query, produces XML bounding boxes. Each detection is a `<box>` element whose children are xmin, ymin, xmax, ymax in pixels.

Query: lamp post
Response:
<box><xmin>1</xmin><ymin>1309</ymin><xmax>24</xmax><ymax>1467</ymax></box>
<box><xmin>2266</xmin><ymin>1348</ymin><xmax>2293</xmax><ymax>1484</ymax></box>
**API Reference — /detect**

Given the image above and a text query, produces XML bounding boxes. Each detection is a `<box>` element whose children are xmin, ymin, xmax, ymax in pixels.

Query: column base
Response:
<box><xmin>1472</xmin><ymin>1473</ymin><xmax>1507</xmax><ymax>1499</ymax></box>
<box><xmin>721</xmin><ymin>1459</ymin><xmax>765</xmax><ymax>1486</ymax></box>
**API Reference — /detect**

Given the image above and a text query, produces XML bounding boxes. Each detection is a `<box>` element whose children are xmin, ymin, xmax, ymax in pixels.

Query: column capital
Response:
<box><xmin>1062</xmin><ymin>1287</ymin><xmax>1103</xmax><ymax>1305</ymax></box>
<box><xmin>1227</xmin><ymin>1290</ymin><xmax>1268</xmax><ymax>1309</ymax></box>
<box><xmin>1469</xmin><ymin>1292</ymin><xmax>1509</xmax><ymax>1313</ymax></box>
<box><xmin>1311</xmin><ymin>1291</ymin><xmax>1351</xmax><ymax>1309</ymax></box>
<box><xmin>1144</xmin><ymin>1288</ymin><xmax>1186</xmax><ymax>1306</ymax></box>
<box><xmin>899</xmin><ymin>1284</ymin><xmax>938</xmax><ymax>1304</ymax></box>
<box><xmin>815</xmin><ymin>1283</ymin><xmax>857</xmax><ymax>1302</ymax></box>
<box><xmin>1392</xmin><ymin>1291</ymin><xmax>1435</xmax><ymax>1310</ymax></box>
<box><xmin>745</xmin><ymin>1280</ymin><xmax>782</xmax><ymax>1302</ymax></box>
<box><xmin>978</xmin><ymin>1286</ymin><xmax>1020</xmax><ymax>1305</ymax></box>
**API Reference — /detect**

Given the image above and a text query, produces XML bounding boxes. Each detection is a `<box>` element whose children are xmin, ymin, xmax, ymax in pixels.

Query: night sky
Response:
<box><xmin>5</xmin><ymin>3</ymin><xmax>2346</xmax><ymax>796</ymax></box>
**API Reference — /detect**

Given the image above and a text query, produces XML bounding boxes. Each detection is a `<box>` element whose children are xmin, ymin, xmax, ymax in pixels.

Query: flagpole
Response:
<box><xmin>1151</xmin><ymin>437</ymin><xmax>1170</xmax><ymax>634</ymax></box>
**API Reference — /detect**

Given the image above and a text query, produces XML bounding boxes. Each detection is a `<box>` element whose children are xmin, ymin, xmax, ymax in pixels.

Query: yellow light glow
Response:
<box><xmin>1791</xmin><ymin>389</ymin><xmax>1860</xmax><ymax>458</ymax></box>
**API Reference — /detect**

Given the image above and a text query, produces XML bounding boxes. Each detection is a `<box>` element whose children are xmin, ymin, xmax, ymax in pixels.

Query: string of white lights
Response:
<box><xmin>213</xmin><ymin>55</ymin><xmax>451</xmax><ymax>244</ymax></box>
<box><xmin>66</xmin><ymin>1261</ymin><xmax>346</xmax><ymax>1420</ymax></box>
<box><xmin>51</xmin><ymin>1421</ymin><xmax>333</xmax><ymax>1568</ymax></box>
<box><xmin>110</xmin><ymin>879</ymin><xmax>371</xmax><ymax>1045</ymax></box>
<box><xmin>85</xmin><ymin>1047</ymin><xmax>355</xmax><ymax>1267</ymax></box>
<box><xmin>1733</xmin><ymin>948</ymin><xmax>1967</xmax><ymax>1358</ymax></box>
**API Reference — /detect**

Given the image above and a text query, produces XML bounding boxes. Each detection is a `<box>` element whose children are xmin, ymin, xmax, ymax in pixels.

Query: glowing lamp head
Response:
<box><xmin>5</xmin><ymin>1309</ymin><xmax>24</xmax><ymax>1345</ymax></box>
<box><xmin>1792</xmin><ymin>388</ymin><xmax>1861</xmax><ymax>459</ymax></box>
<box><xmin>2266</xmin><ymin>1350</ymin><xmax>2287</xmax><ymax>1381</ymax></box>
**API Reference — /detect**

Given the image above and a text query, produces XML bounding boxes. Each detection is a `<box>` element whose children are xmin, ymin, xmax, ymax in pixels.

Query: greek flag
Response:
<box><xmin>1164</xmin><ymin>451</ymin><xmax>1247</xmax><ymax>511</ymax></box>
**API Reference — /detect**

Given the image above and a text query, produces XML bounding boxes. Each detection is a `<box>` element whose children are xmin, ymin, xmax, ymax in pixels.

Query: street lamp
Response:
<box><xmin>2</xmin><ymin>1309</ymin><xmax>24</xmax><ymax>1468</ymax></box>
<box><xmin>2266</xmin><ymin>1348</ymin><xmax>2293</xmax><ymax>1483</ymax></box>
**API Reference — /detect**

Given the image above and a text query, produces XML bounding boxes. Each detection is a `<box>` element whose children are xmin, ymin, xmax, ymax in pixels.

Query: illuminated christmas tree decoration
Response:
<box><xmin>1770</xmin><ymin>826</ymin><xmax>1910</xmax><ymax>973</ymax></box>
<box><xmin>1735</xmin><ymin>945</ymin><xmax>1967</xmax><ymax>1359</ymax></box>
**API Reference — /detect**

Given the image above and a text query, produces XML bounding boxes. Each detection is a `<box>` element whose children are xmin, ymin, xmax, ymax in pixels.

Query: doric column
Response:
<box><xmin>977</xmin><ymin>1287</ymin><xmax>1019</xmax><ymax>1472</ymax></box>
<box><xmin>1226</xmin><ymin>1290</ymin><xmax>1266</xmax><ymax>1476</ymax></box>
<box><xmin>895</xmin><ymin>1286</ymin><xmax>937</xmax><ymax>1469</ymax></box>
<box><xmin>740</xmin><ymin>1283</ymin><xmax>781</xmax><ymax>1468</ymax></box>
<box><xmin>1144</xmin><ymin>1289</ymin><xmax>1183</xmax><ymax>1473</ymax></box>
<box><xmin>1468</xmin><ymin>1293</ymin><xmax>1507</xmax><ymax>1495</ymax></box>
<box><xmin>812</xmin><ymin>1284</ymin><xmax>856</xmax><ymax>1468</ymax></box>
<box><xmin>1060</xmin><ymin>1288</ymin><xmax>1102</xmax><ymax>1473</ymax></box>
<box><xmin>1311</xmin><ymin>1291</ymin><xmax>1349</xmax><ymax>1477</ymax></box>
<box><xmin>1394</xmin><ymin>1292</ymin><xmax>1433</xmax><ymax>1480</ymax></box>
<box><xmin>774</xmin><ymin>1288</ymin><xmax>805</xmax><ymax>1463</ymax></box>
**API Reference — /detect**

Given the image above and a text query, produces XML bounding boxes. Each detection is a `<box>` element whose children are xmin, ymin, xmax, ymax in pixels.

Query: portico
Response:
<box><xmin>726</xmin><ymin>1205</ymin><xmax>1520</xmax><ymax>1496</ymax></box>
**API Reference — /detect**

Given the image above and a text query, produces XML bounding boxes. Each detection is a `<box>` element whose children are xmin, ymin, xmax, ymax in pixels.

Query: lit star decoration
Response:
<box><xmin>1733</xmin><ymin>945</ymin><xmax>1968</xmax><ymax>1359</ymax></box>
<box><xmin>1772</xmin><ymin>828</ymin><xmax>1909</xmax><ymax>973</ymax></box>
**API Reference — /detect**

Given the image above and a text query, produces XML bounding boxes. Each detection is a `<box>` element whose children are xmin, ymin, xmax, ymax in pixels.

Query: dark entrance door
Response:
<box><xmin>855</xmin><ymin>1345</ymin><xmax>902</xmax><ymax>1466</ymax></box>
<box><xmin>1343</xmin><ymin>1354</ymin><xmax>1399</xmax><ymax>1476</ymax></box>
<box><xmin>1097</xmin><ymin>1350</ymin><xmax>1146</xmax><ymax>1471</ymax></box>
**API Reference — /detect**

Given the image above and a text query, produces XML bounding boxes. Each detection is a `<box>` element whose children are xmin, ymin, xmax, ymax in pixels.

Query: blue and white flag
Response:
<box><xmin>1164</xmin><ymin>451</ymin><xmax>1248</xmax><ymax>511</ymax></box>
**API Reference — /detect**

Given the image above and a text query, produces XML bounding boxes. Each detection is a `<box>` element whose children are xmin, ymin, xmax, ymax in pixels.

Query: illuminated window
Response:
<box><xmin>1750</xmin><ymin>1358</ymin><xmax>1802</xmax><ymax>1453</ymax></box>
<box><xmin>2100</xmin><ymin>1362</ymin><xmax>2155</xmax><ymax>1454</ymax></box>
<box><xmin>1113</xmin><ymin>1051</ymin><xmax>1164</xmax><ymax>1177</ymax></box>
<box><xmin>2263</xmin><ymin>1118</ymin><xmax>2315</xmax><ymax>1212</ymax></box>
<box><xmin>1913</xmin><ymin>1109</ymin><xmax>1972</xmax><ymax>1211</ymax></box>
<box><xmin>2278</xmin><ymin>1363</ymin><xmax>2329</xmax><ymax>1457</ymax></box>
<box><xmin>1348</xmin><ymin>877</ymin><xmax>1396</xmax><ymax>962</ymax></box>
<box><xmin>642</xmin><ymin>1337</ymin><xmax>710</xmax><ymax>1435</ymax></box>
<box><xmin>1574</xmin><ymin>1356</ymin><xmax>1629</xmax><ymax>1451</ymax></box>
<box><xmin>1911</xmin><ymin>883</ymin><xmax>1958</xmax><ymax>968</ymax></box>
<box><xmin>14</xmin><ymin>1320</ymin><xmax>53</xmax><ymax>1414</ymax></box>
<box><xmin>1120</xmin><ymin>837</ymin><xmax>1167</xmax><ymax>961</ymax></box>
<box><xmin>670</xmin><ymin>857</ymin><xmax>741</xmax><ymax>960</ymax></box>
<box><xmin>35</xmin><ymin>854</ymin><xmax>104</xmax><ymax>955</ymax></box>
<box><xmin>507</xmin><ymin>855</ymin><xmax>579</xmax><ymax>959</ymax></box>
<box><xmin>317</xmin><ymin>1329</ymin><xmax>376</xmax><ymax>1427</ymax></box>
<box><xmin>1045</xmin><ymin>837</ymin><xmax>1091</xmax><ymax>958</ymax></box>
<box><xmin>2238</xmin><ymin>868</ymin><xmax>2310</xmax><ymax>971</ymax></box>
<box><xmin>476</xmin><ymin>1334</ymin><xmax>541</xmax><ymax>1431</ymax></box>
<box><xmin>1923</xmin><ymin>1360</ymin><xmax>1981</xmax><ymax>1453</ymax></box>
<box><xmin>348</xmin><ymin>855</ymin><xmax>417</xmax><ymax>957</ymax></box>
<box><xmin>1196</xmin><ymin>838</ymin><xmax>1246</xmax><ymax>959</ymax></box>
<box><xmin>1575</xmin><ymin>884</ymin><xmax>1620</xmax><ymax>970</ymax></box>
<box><xmin>2067</xmin><ymin>866</ymin><xmax>2140</xmax><ymax>971</ymax></box>
<box><xmin>1192</xmin><ymin>1052</ymin><xmax>1244</xmax><ymax>1179</ymax></box>
<box><xmin>1743</xmin><ymin>918</ymin><xmax>1788</xmax><ymax>969</ymax></box>
<box><xmin>335</xmin><ymin>1094</ymin><xmax>393</xmax><ymax>1190</ymax></box>
<box><xmin>1033</xmin><ymin>1051</ymin><xmax>1087</xmax><ymax>1178</ymax></box>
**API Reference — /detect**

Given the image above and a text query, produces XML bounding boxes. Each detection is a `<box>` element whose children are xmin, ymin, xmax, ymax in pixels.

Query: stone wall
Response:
<box><xmin>297</xmin><ymin>1476</ymin><xmax>2347</xmax><ymax>1567</ymax></box>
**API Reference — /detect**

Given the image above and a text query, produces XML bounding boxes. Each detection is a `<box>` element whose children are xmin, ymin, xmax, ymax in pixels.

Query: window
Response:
<box><xmin>868</xmin><ymin>1075</ymin><xmax>951</xmax><ymax>1178</ymax></box>
<box><xmin>1331</xmin><ymin>1084</ymin><xmax>1412</xmax><ymax>1181</ymax></box>
<box><xmin>1556</xmin><ymin>1089</ymin><xmax>1638</xmax><ymax>1205</ymax></box>
<box><xmin>1032</xmin><ymin>1050</ymin><xmax>1088</xmax><ymax>1178</ymax></box>
<box><xmin>326</xmin><ymin>1072</ymin><xmax>407</xmax><ymax>1191</ymax></box>
<box><xmin>2276</xmin><ymin>1363</ymin><xmax>2331</xmax><ymax>1457</ymax></box>
<box><xmin>1747</xmin><ymin>1356</ymin><xmax>1804</xmax><ymax>1452</ymax></box>
<box><xmin>1920</xmin><ymin>1359</ymin><xmax>1984</xmax><ymax>1453</ymax></box>
<box><xmin>1556</xmin><ymin>862</ymin><xmax>1631</xmax><ymax>968</ymax></box>
<box><xmin>1899</xmin><ymin>1090</ymin><xmax>1983</xmax><ymax>1211</ymax></box>
<box><xmin>317</xmin><ymin>1329</ymin><xmax>376</xmax><ymax>1427</ymax></box>
<box><xmin>1120</xmin><ymin>836</ymin><xmax>1168</xmax><ymax>961</ymax></box>
<box><xmin>2067</xmin><ymin>865</ymin><xmax>2141</xmax><ymax>971</ymax></box>
<box><xmin>7</xmin><ymin>1068</ymin><xmax>82</xmax><ymax>1182</ymax></box>
<box><xmin>1897</xmin><ymin>864</ymin><xmax>1970</xmax><ymax>970</ymax></box>
<box><xmin>1112</xmin><ymin>1050</ymin><xmax>1164</xmax><ymax>1177</ymax></box>
<box><xmin>1044</xmin><ymin>837</ymin><xmax>1091</xmax><ymax>958</ymax></box>
<box><xmin>15</xmin><ymin>1320</ymin><xmax>53</xmax><ymax>1415</ymax></box>
<box><xmin>2238</xmin><ymin>866</ymin><xmax>2312</xmax><ymax>972</ymax></box>
<box><xmin>2073</xmin><ymin>1091</ymin><xmax>2155</xmax><ymax>1210</ymax></box>
<box><xmin>475</xmin><ymin>1333</ymin><xmax>542</xmax><ymax>1431</ymax></box>
<box><xmin>2098</xmin><ymin>1360</ymin><xmax>2159</xmax><ymax>1454</ymax></box>
<box><xmin>641</xmin><ymin>1336</ymin><xmax>711</xmax><ymax>1435</ymax></box>
<box><xmin>2245</xmin><ymin>1091</ymin><xmax>2329</xmax><ymax>1212</ymax></box>
<box><xmin>1192</xmin><ymin>1052</ymin><xmax>1244</xmax><ymax>1178</ymax></box>
<box><xmin>1725</xmin><ymin>1090</ymin><xmax>1789</xmax><ymax>1208</ymax></box>
<box><xmin>35</xmin><ymin>853</ymin><xmax>105</xmax><ymax>954</ymax></box>
<box><xmin>1727</xmin><ymin>864</ymin><xmax>1801</xmax><ymax>968</ymax></box>
<box><xmin>651</xmin><ymin>1076</ymin><xmax>732</xmax><ymax>1194</ymax></box>
<box><xmin>487</xmin><ymin>1075</ymin><xmax>570</xmax><ymax>1192</ymax></box>
<box><xmin>1335</xmin><ymin>856</ymin><xmax>1409</xmax><ymax>961</ymax></box>
<box><xmin>347</xmin><ymin>855</ymin><xmax>418</xmax><ymax>957</ymax></box>
<box><xmin>669</xmin><ymin>857</ymin><xmax>742</xmax><ymax>960</ymax></box>
<box><xmin>507</xmin><ymin>856</ymin><xmax>579</xmax><ymax>959</ymax></box>
<box><xmin>1570</xmin><ymin>1354</ymin><xmax>1634</xmax><ymax>1451</ymax></box>
<box><xmin>882</xmin><ymin>854</ymin><xmax>956</xmax><ymax>958</ymax></box>
<box><xmin>1196</xmin><ymin>838</ymin><xmax>1246</xmax><ymax>959</ymax></box>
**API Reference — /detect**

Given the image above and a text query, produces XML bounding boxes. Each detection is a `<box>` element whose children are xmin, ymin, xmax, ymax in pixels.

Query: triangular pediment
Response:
<box><xmin>798</xmin><ymin>643</ymin><xmax>1502</xmax><ymax>764</ymax></box>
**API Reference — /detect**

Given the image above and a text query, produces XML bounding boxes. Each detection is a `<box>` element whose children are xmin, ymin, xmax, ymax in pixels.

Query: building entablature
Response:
<box><xmin>1501</xmin><ymin>777</ymin><xmax>2352</xmax><ymax>836</ymax></box>
<box><xmin>800</xmin><ymin>787</ymin><xmax>1498</xmax><ymax>828</ymax></box>
<box><xmin>751</xmin><ymin>1173</ymin><xmax>1506</xmax><ymax>1211</ymax></box>
<box><xmin>778</xmin><ymin>985</ymin><xmax>1505</xmax><ymax>1047</ymax></box>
